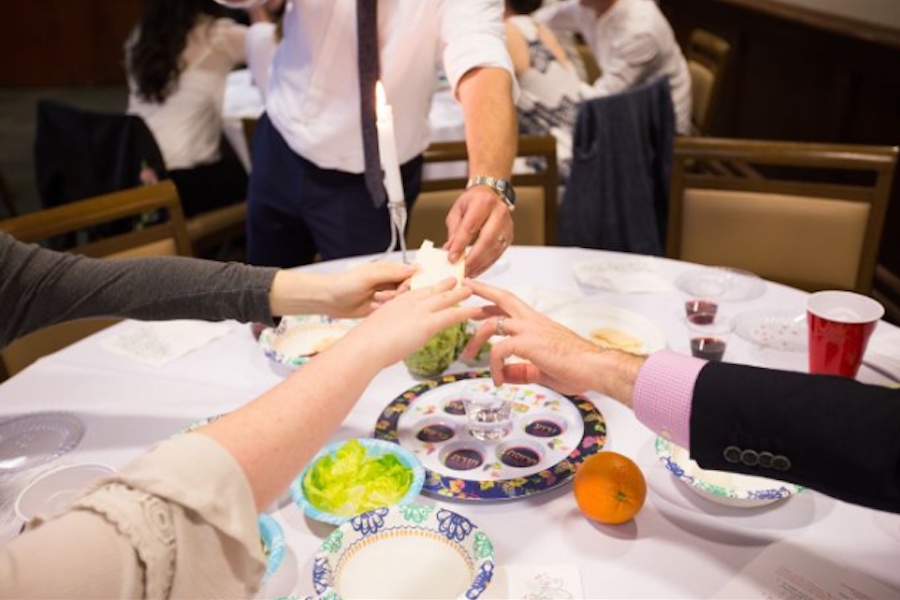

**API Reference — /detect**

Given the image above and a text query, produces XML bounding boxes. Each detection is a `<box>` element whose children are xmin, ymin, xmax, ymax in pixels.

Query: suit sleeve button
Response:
<box><xmin>771</xmin><ymin>455</ymin><xmax>792</xmax><ymax>471</ymax></box>
<box><xmin>740</xmin><ymin>449</ymin><xmax>759</xmax><ymax>466</ymax></box>
<box><xmin>723</xmin><ymin>445</ymin><xmax>742</xmax><ymax>463</ymax></box>
<box><xmin>758</xmin><ymin>451</ymin><xmax>774</xmax><ymax>468</ymax></box>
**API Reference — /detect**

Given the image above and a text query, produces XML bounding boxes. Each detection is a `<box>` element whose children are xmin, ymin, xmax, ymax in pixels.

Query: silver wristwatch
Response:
<box><xmin>466</xmin><ymin>175</ymin><xmax>516</xmax><ymax>212</ymax></box>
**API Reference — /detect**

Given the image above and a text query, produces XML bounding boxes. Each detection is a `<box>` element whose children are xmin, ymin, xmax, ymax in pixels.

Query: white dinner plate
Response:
<box><xmin>675</xmin><ymin>267</ymin><xmax>766</xmax><ymax>302</ymax></box>
<box><xmin>546</xmin><ymin>303</ymin><xmax>667</xmax><ymax>355</ymax></box>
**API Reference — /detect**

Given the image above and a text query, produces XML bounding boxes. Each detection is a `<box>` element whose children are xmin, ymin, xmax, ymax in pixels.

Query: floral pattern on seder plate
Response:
<box><xmin>374</xmin><ymin>370</ymin><xmax>606</xmax><ymax>501</ymax></box>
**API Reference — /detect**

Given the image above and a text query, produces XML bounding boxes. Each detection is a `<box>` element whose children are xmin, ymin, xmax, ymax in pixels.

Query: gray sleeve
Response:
<box><xmin>0</xmin><ymin>233</ymin><xmax>278</xmax><ymax>348</ymax></box>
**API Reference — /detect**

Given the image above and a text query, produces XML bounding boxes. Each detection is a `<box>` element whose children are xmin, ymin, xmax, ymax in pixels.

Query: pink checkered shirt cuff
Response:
<box><xmin>633</xmin><ymin>350</ymin><xmax>706</xmax><ymax>449</ymax></box>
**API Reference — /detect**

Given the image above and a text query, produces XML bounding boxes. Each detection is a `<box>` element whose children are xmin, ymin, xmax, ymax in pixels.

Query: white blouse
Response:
<box><xmin>126</xmin><ymin>17</ymin><xmax>247</xmax><ymax>170</ymax></box>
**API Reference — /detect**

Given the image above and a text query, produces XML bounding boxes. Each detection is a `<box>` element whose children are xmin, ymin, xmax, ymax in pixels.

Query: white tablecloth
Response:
<box><xmin>1</xmin><ymin>247</ymin><xmax>898</xmax><ymax>599</ymax></box>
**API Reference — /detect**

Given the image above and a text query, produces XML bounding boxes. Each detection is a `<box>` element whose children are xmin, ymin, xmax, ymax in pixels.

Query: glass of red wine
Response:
<box><xmin>687</xmin><ymin>311</ymin><xmax>733</xmax><ymax>362</ymax></box>
<box><xmin>684</xmin><ymin>299</ymin><xmax>718</xmax><ymax>322</ymax></box>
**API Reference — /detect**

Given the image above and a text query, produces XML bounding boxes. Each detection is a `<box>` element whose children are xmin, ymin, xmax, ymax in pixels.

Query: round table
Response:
<box><xmin>1</xmin><ymin>246</ymin><xmax>898</xmax><ymax>599</ymax></box>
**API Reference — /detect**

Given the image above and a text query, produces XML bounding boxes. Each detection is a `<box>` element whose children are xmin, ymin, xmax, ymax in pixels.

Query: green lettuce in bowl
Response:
<box><xmin>290</xmin><ymin>438</ymin><xmax>425</xmax><ymax>525</ymax></box>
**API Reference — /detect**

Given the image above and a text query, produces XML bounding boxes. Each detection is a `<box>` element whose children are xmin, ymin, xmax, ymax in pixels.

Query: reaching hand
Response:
<box><xmin>269</xmin><ymin>262</ymin><xmax>415</xmax><ymax>319</ymax></box>
<box><xmin>461</xmin><ymin>280</ymin><xmax>645</xmax><ymax>402</ymax></box>
<box><xmin>444</xmin><ymin>187</ymin><xmax>514</xmax><ymax>278</ymax></box>
<box><xmin>320</xmin><ymin>262</ymin><xmax>416</xmax><ymax>318</ymax></box>
<box><xmin>343</xmin><ymin>277</ymin><xmax>482</xmax><ymax>369</ymax></box>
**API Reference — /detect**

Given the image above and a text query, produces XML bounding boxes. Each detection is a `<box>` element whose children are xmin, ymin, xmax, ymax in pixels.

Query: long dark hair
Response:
<box><xmin>129</xmin><ymin>0</ymin><xmax>227</xmax><ymax>103</ymax></box>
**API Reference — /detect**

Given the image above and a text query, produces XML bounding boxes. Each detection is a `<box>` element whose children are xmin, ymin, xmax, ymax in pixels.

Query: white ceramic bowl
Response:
<box><xmin>311</xmin><ymin>502</ymin><xmax>495</xmax><ymax>600</ymax></box>
<box><xmin>654</xmin><ymin>437</ymin><xmax>802</xmax><ymax>508</ymax></box>
<box><xmin>15</xmin><ymin>463</ymin><xmax>115</xmax><ymax>521</ymax></box>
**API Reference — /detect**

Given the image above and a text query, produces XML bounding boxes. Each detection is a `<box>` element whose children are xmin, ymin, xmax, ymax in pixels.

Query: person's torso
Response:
<box><xmin>265</xmin><ymin>0</ymin><xmax>509</xmax><ymax>173</ymax></box>
<box><xmin>127</xmin><ymin>18</ymin><xmax>246</xmax><ymax>170</ymax></box>
<box><xmin>590</xmin><ymin>0</ymin><xmax>692</xmax><ymax>134</ymax></box>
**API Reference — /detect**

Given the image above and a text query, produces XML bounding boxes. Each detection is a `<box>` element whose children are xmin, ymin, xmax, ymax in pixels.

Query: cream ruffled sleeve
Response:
<box><xmin>0</xmin><ymin>434</ymin><xmax>265</xmax><ymax>599</ymax></box>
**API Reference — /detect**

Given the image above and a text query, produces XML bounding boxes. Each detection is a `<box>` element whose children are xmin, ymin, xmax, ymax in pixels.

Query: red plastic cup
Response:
<box><xmin>806</xmin><ymin>291</ymin><xmax>884</xmax><ymax>377</ymax></box>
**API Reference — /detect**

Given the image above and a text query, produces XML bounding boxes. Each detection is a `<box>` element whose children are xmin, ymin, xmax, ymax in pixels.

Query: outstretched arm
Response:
<box><xmin>445</xmin><ymin>67</ymin><xmax>518</xmax><ymax>278</ymax></box>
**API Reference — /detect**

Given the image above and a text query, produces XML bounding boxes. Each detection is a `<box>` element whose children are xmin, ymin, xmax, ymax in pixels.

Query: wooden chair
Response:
<box><xmin>686</xmin><ymin>29</ymin><xmax>731</xmax><ymax>136</ymax></box>
<box><xmin>406</xmin><ymin>135</ymin><xmax>559</xmax><ymax>249</ymax></box>
<box><xmin>574</xmin><ymin>39</ymin><xmax>602</xmax><ymax>85</ymax></box>
<box><xmin>34</xmin><ymin>100</ymin><xmax>247</xmax><ymax>260</ymax></box>
<box><xmin>667</xmin><ymin>137</ymin><xmax>898</xmax><ymax>294</ymax></box>
<box><xmin>0</xmin><ymin>181</ymin><xmax>192</xmax><ymax>380</ymax></box>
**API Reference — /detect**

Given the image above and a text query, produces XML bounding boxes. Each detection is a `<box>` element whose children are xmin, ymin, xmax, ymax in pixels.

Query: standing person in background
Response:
<box><xmin>217</xmin><ymin>0</ymin><xmax>519</xmax><ymax>277</ymax></box>
<box><xmin>125</xmin><ymin>0</ymin><xmax>268</xmax><ymax>217</ymax></box>
<box><xmin>504</xmin><ymin>0</ymin><xmax>597</xmax><ymax>183</ymax></box>
<box><xmin>535</xmin><ymin>0</ymin><xmax>692</xmax><ymax>135</ymax></box>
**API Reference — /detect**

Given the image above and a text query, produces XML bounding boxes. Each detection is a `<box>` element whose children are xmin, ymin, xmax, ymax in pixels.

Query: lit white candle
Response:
<box><xmin>375</xmin><ymin>81</ymin><xmax>405</xmax><ymax>204</ymax></box>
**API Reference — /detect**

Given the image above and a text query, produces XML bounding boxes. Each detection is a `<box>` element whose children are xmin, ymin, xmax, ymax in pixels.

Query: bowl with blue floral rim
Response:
<box><xmin>258</xmin><ymin>513</ymin><xmax>286</xmax><ymax>582</ymax></box>
<box><xmin>311</xmin><ymin>502</ymin><xmax>495</xmax><ymax>599</ymax></box>
<box><xmin>655</xmin><ymin>436</ymin><xmax>803</xmax><ymax>508</ymax></box>
<box><xmin>290</xmin><ymin>438</ymin><xmax>426</xmax><ymax>526</ymax></box>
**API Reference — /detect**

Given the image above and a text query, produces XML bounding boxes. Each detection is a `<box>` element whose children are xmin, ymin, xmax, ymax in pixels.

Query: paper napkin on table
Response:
<box><xmin>482</xmin><ymin>564</ymin><xmax>583</xmax><ymax>600</ymax></box>
<box><xmin>864</xmin><ymin>330</ymin><xmax>900</xmax><ymax>381</ymax></box>
<box><xmin>573</xmin><ymin>257</ymin><xmax>675</xmax><ymax>294</ymax></box>
<box><xmin>100</xmin><ymin>320</ymin><xmax>233</xmax><ymax>367</ymax></box>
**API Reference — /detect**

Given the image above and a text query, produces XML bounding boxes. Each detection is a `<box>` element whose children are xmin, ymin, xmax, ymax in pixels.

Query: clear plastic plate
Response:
<box><xmin>0</xmin><ymin>413</ymin><xmax>85</xmax><ymax>477</ymax></box>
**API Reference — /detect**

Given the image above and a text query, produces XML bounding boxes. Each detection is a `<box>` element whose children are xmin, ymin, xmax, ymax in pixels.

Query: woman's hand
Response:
<box><xmin>336</xmin><ymin>277</ymin><xmax>482</xmax><ymax>371</ymax></box>
<box><xmin>269</xmin><ymin>262</ymin><xmax>415</xmax><ymax>319</ymax></box>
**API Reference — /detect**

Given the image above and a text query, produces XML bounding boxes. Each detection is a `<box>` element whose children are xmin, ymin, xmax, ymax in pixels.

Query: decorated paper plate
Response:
<box><xmin>374</xmin><ymin>371</ymin><xmax>606</xmax><ymax>501</ymax></box>
<box><xmin>259</xmin><ymin>315</ymin><xmax>359</xmax><ymax>369</ymax></box>
<box><xmin>655</xmin><ymin>436</ymin><xmax>802</xmax><ymax>508</ymax></box>
<box><xmin>675</xmin><ymin>267</ymin><xmax>766</xmax><ymax>302</ymax></box>
<box><xmin>0</xmin><ymin>413</ymin><xmax>85</xmax><ymax>476</ymax></box>
<box><xmin>312</xmin><ymin>503</ymin><xmax>494</xmax><ymax>599</ymax></box>
<box><xmin>258</xmin><ymin>513</ymin><xmax>286</xmax><ymax>582</ymax></box>
<box><xmin>545</xmin><ymin>303</ymin><xmax>667</xmax><ymax>355</ymax></box>
<box><xmin>734</xmin><ymin>309</ymin><xmax>808</xmax><ymax>352</ymax></box>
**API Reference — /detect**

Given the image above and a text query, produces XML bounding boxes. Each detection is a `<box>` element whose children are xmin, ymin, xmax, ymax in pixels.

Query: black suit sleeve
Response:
<box><xmin>690</xmin><ymin>361</ymin><xmax>900</xmax><ymax>513</ymax></box>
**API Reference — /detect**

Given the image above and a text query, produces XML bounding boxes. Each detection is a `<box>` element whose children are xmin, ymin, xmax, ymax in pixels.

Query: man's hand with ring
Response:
<box><xmin>444</xmin><ymin>186</ymin><xmax>514</xmax><ymax>278</ymax></box>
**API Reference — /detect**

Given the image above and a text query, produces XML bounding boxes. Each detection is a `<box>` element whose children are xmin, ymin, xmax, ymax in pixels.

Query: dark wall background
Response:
<box><xmin>659</xmin><ymin>0</ymin><xmax>900</xmax><ymax>319</ymax></box>
<box><xmin>0</xmin><ymin>1</ymin><xmax>141</xmax><ymax>87</ymax></box>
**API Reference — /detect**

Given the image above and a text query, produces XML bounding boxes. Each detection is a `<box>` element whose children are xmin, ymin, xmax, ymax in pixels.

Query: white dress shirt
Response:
<box><xmin>223</xmin><ymin>0</ymin><xmax>514</xmax><ymax>173</ymax></box>
<box><xmin>536</xmin><ymin>0</ymin><xmax>692</xmax><ymax>135</ymax></box>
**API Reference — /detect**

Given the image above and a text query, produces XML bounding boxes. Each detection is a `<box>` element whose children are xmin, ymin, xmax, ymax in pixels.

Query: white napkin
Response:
<box><xmin>864</xmin><ymin>329</ymin><xmax>900</xmax><ymax>381</ymax></box>
<box><xmin>481</xmin><ymin>564</ymin><xmax>583</xmax><ymax>600</ymax></box>
<box><xmin>100</xmin><ymin>320</ymin><xmax>233</xmax><ymax>367</ymax></box>
<box><xmin>573</xmin><ymin>257</ymin><xmax>675</xmax><ymax>294</ymax></box>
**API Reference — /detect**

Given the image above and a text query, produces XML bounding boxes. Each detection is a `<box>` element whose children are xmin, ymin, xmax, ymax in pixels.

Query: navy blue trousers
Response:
<box><xmin>246</xmin><ymin>113</ymin><xmax>423</xmax><ymax>268</ymax></box>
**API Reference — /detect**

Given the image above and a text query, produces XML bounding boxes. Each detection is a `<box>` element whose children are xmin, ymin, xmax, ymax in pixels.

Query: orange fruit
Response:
<box><xmin>573</xmin><ymin>451</ymin><xmax>647</xmax><ymax>524</ymax></box>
